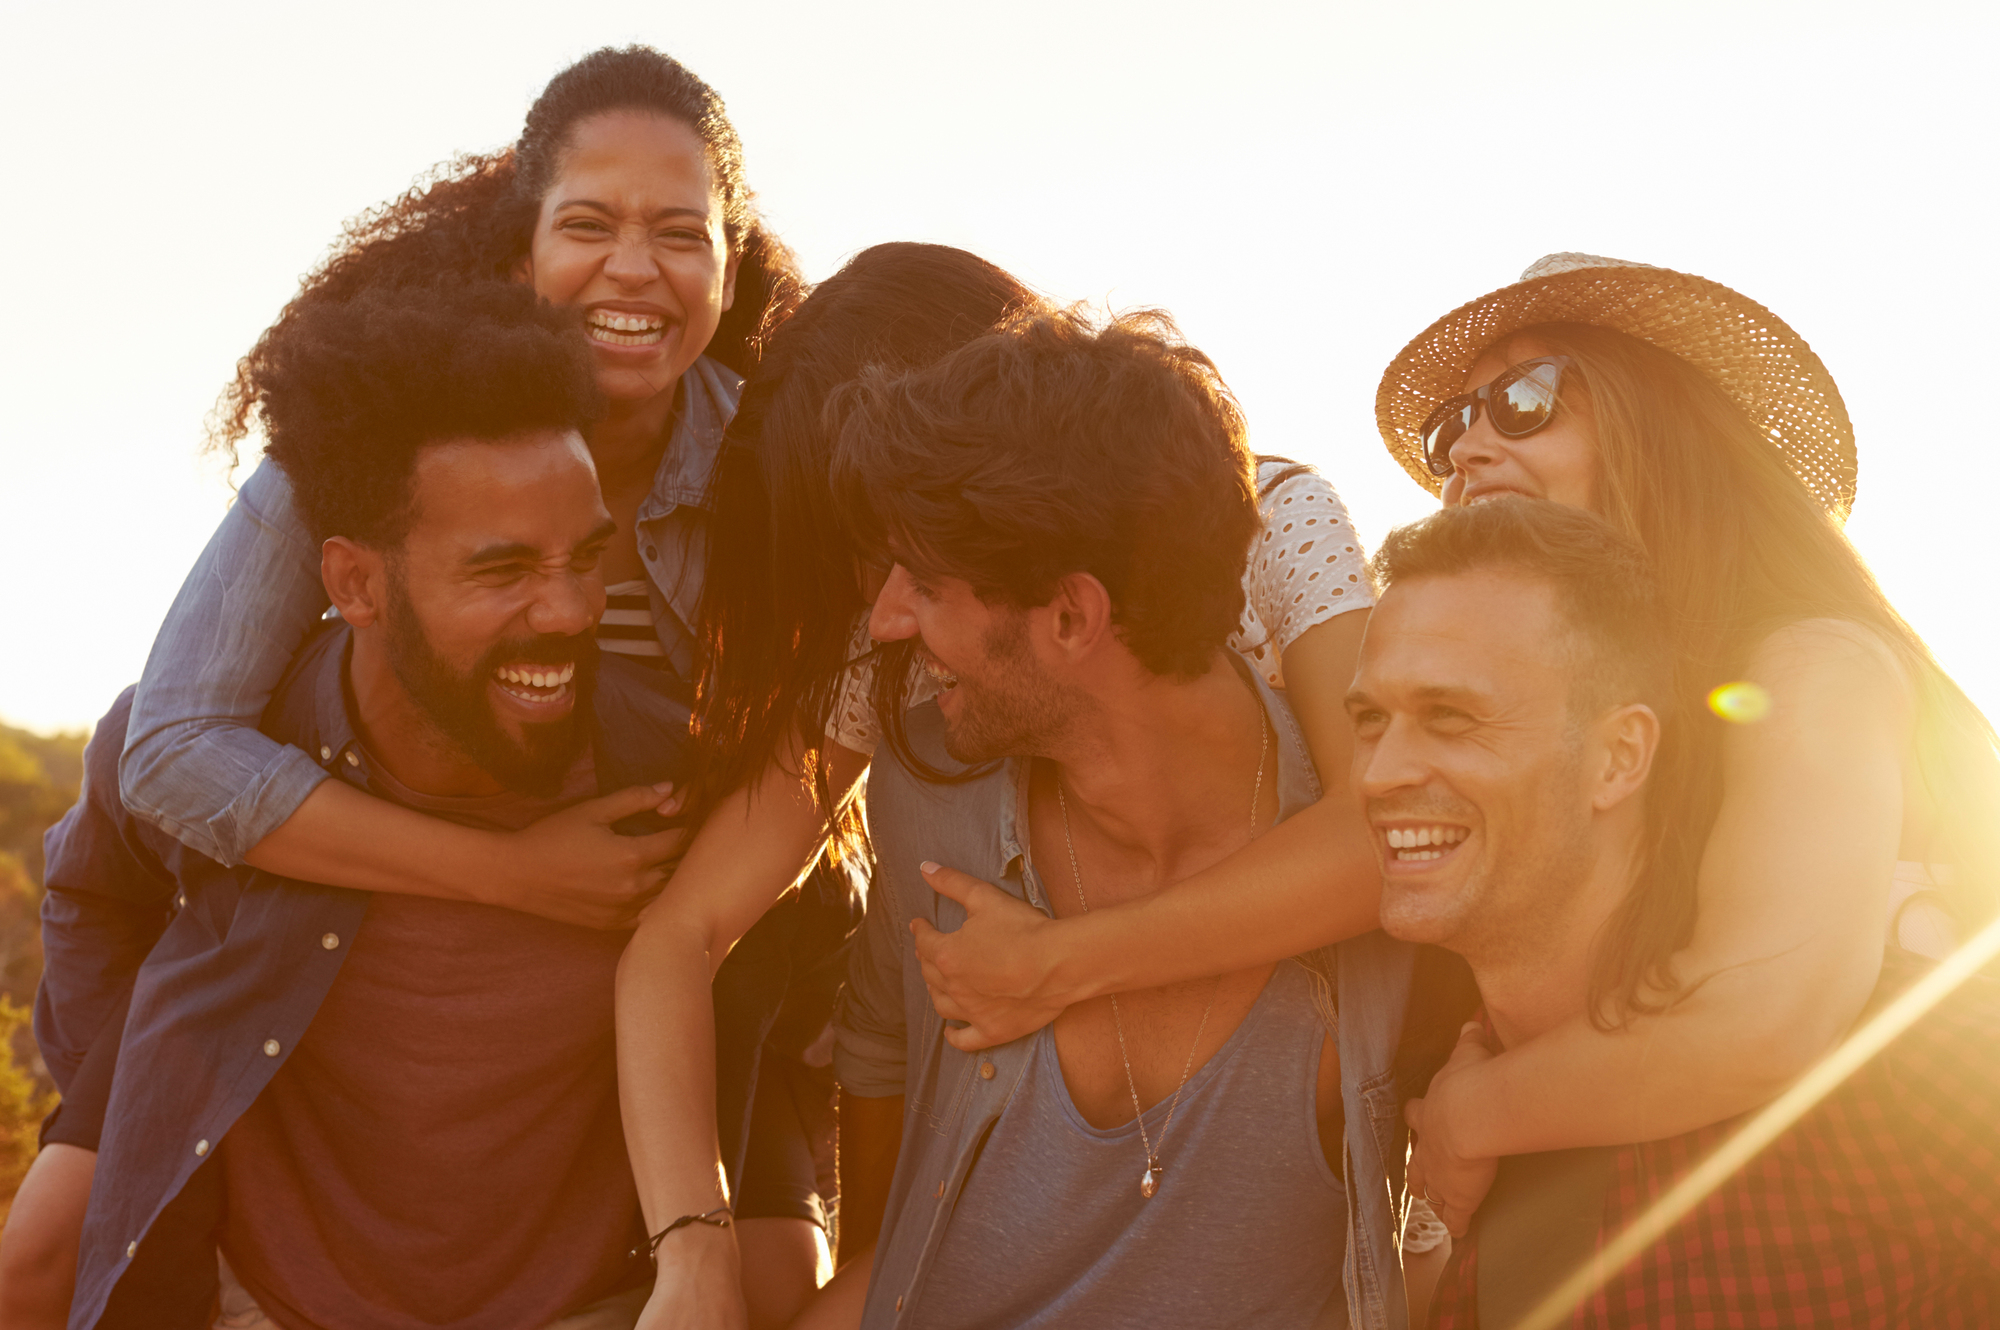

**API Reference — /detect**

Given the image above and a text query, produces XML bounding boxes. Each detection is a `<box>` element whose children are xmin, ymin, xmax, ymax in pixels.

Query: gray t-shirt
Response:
<box><xmin>909</xmin><ymin>960</ymin><xmax>1347</xmax><ymax>1329</ymax></box>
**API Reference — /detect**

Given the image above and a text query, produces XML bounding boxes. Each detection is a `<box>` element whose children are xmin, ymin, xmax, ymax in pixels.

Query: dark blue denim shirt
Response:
<box><xmin>39</xmin><ymin>621</ymin><xmax>791</xmax><ymax>1330</ymax></box>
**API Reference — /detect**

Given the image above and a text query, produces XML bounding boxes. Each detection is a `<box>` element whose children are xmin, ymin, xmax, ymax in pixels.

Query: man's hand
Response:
<box><xmin>635</xmin><ymin>1223</ymin><xmax>747</xmax><ymax>1330</ymax></box>
<box><xmin>492</xmin><ymin>784</ymin><xmax>688</xmax><ymax>930</ymax></box>
<box><xmin>1404</xmin><ymin>1021</ymin><xmax>1501</xmax><ymax>1238</ymax></box>
<box><xmin>912</xmin><ymin>862</ymin><xmax>1066</xmax><ymax>1051</ymax></box>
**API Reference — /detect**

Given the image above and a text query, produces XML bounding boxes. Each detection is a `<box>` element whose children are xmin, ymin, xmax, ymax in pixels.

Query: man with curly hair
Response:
<box><xmin>30</xmin><ymin>284</ymin><xmax>777</xmax><ymax>1330</ymax></box>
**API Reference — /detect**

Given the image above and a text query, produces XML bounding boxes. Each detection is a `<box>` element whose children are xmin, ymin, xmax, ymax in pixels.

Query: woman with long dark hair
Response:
<box><xmin>909</xmin><ymin>254</ymin><xmax>2000</xmax><ymax>1305</ymax></box>
<box><xmin>612</xmin><ymin>241</ymin><xmax>1386</xmax><ymax>1329</ymax></box>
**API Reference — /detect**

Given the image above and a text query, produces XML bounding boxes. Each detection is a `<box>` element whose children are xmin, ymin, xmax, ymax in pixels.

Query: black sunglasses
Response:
<box><xmin>1419</xmin><ymin>355</ymin><xmax>1573</xmax><ymax>479</ymax></box>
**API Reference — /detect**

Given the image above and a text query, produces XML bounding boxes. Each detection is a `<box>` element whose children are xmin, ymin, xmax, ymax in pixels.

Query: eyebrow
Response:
<box><xmin>1345</xmin><ymin>682</ymin><xmax>1491</xmax><ymax>708</ymax></box>
<box><xmin>464</xmin><ymin>520</ymin><xmax>616</xmax><ymax>567</ymax></box>
<box><xmin>550</xmin><ymin>198</ymin><xmax>712</xmax><ymax>223</ymax></box>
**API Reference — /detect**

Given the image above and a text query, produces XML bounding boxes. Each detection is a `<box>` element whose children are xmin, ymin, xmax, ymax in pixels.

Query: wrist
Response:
<box><xmin>458</xmin><ymin>826</ymin><xmax>522</xmax><ymax>908</ymax></box>
<box><xmin>647</xmin><ymin>1215</ymin><xmax>740</xmax><ymax>1277</ymax></box>
<box><xmin>1435</xmin><ymin>1058</ymin><xmax>1509</xmax><ymax>1159</ymax></box>
<box><xmin>1039</xmin><ymin>913</ymin><xmax>1103</xmax><ymax>1006</ymax></box>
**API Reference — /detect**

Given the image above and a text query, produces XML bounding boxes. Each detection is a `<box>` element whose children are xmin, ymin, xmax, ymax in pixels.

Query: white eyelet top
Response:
<box><xmin>827</xmin><ymin>461</ymin><xmax>1373</xmax><ymax>755</ymax></box>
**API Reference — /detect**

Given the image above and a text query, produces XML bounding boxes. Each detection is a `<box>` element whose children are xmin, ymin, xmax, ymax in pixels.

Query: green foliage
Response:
<box><xmin>0</xmin><ymin>720</ymin><xmax>88</xmax><ymax>1203</ymax></box>
<box><xmin>0</xmin><ymin>995</ymin><xmax>56</xmax><ymax>1199</ymax></box>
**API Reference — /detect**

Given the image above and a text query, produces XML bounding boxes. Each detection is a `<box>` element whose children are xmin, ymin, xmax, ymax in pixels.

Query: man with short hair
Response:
<box><xmin>35</xmin><ymin>284</ymin><xmax>781</xmax><ymax>1330</ymax></box>
<box><xmin>826</xmin><ymin>310</ymin><xmax>1425</xmax><ymax>1330</ymax></box>
<box><xmin>1352</xmin><ymin>497</ymin><xmax>2000</xmax><ymax>1326</ymax></box>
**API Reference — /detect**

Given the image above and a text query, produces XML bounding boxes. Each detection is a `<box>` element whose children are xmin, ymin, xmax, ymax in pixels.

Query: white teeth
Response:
<box><xmin>495</xmin><ymin>663</ymin><xmax>576</xmax><ymax>689</ymax></box>
<box><xmin>588</xmin><ymin>312</ymin><xmax>666</xmax><ymax>332</ymax></box>
<box><xmin>1386</xmin><ymin>825</ymin><xmax>1467</xmax><ymax>858</ymax></box>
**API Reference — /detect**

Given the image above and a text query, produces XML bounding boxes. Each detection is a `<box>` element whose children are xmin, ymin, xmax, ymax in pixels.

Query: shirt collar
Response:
<box><xmin>640</xmin><ymin>355</ymin><xmax>742</xmax><ymax>515</ymax></box>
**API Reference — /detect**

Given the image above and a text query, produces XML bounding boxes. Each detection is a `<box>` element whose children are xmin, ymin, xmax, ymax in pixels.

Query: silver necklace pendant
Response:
<box><xmin>1140</xmin><ymin>1162</ymin><xmax>1161</xmax><ymax>1199</ymax></box>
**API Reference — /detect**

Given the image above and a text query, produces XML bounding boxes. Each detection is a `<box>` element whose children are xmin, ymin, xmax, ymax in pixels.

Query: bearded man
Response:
<box><xmin>33</xmin><ymin>284</ymin><xmax>783</xmax><ymax>1330</ymax></box>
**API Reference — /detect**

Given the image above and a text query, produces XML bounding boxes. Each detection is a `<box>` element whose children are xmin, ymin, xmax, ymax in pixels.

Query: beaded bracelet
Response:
<box><xmin>631</xmin><ymin>1206</ymin><xmax>733</xmax><ymax>1263</ymax></box>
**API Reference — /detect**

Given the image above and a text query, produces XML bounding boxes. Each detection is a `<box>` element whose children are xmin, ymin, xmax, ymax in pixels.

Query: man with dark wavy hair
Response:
<box><xmin>31</xmin><ymin>284</ymin><xmax>770</xmax><ymax>1330</ymax></box>
<box><xmin>820</xmin><ymin>310</ymin><xmax>1423</xmax><ymax>1330</ymax></box>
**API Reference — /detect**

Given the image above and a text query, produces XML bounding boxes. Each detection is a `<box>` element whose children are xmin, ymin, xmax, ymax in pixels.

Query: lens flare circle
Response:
<box><xmin>1707</xmin><ymin>681</ymin><xmax>1772</xmax><ymax>724</ymax></box>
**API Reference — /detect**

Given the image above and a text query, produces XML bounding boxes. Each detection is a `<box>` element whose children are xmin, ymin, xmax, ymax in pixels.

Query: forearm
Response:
<box><xmin>1045</xmin><ymin>794</ymin><xmax>1380</xmax><ymax>1004</ymax></box>
<box><xmin>241</xmin><ymin>779</ymin><xmax>507</xmax><ymax>901</ymax></box>
<box><xmin>619</xmin><ymin>912</ymin><xmax>733</xmax><ymax>1232</ymax></box>
<box><xmin>1452</xmin><ymin>958</ymin><xmax>1876</xmax><ymax>1156</ymax></box>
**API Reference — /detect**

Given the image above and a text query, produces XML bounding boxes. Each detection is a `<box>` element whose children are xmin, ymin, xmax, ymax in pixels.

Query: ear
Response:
<box><xmin>1044</xmin><ymin>572</ymin><xmax>1115</xmax><ymax>660</ymax></box>
<box><xmin>513</xmin><ymin>250</ymin><xmax>534</xmax><ymax>287</ymax></box>
<box><xmin>321</xmin><ymin>537</ymin><xmax>388</xmax><ymax>629</ymax></box>
<box><xmin>720</xmin><ymin>247</ymin><xmax>742</xmax><ymax>315</ymax></box>
<box><xmin>1589</xmin><ymin>702</ymin><xmax>1660</xmax><ymax>813</ymax></box>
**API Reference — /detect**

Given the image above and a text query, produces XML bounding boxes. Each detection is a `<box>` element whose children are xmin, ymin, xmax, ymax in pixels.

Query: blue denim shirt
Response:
<box><xmin>834</xmin><ymin>669</ymin><xmax>1421</xmax><ymax>1330</ymax></box>
<box><xmin>42</xmin><ymin>619</ymin><xmax>792</xmax><ymax>1330</ymax></box>
<box><xmin>119</xmin><ymin>357</ymin><xmax>741</xmax><ymax>865</ymax></box>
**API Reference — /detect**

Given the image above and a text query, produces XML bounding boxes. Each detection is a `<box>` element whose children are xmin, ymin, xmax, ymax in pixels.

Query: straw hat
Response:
<box><xmin>1374</xmin><ymin>254</ymin><xmax>1857</xmax><ymax>519</ymax></box>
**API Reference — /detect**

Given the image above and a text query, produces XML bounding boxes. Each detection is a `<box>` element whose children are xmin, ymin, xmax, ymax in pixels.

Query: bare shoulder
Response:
<box><xmin>1749</xmin><ymin>618</ymin><xmax>1911</xmax><ymax>696</ymax></box>
<box><xmin>1741</xmin><ymin>617</ymin><xmax>1915</xmax><ymax>738</ymax></box>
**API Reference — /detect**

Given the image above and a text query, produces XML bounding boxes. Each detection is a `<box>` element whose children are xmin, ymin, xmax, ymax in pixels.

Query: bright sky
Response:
<box><xmin>2</xmin><ymin>1</ymin><xmax>1995</xmax><ymax>734</ymax></box>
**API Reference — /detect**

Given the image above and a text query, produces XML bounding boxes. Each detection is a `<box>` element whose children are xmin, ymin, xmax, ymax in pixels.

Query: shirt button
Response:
<box><xmin>321</xmin><ymin>933</ymin><xmax>340</xmax><ymax>950</ymax></box>
<box><xmin>934</xmin><ymin>1179</ymin><xmax>945</xmax><ymax>1198</ymax></box>
<box><xmin>644</xmin><ymin>544</ymin><xmax>658</xmax><ymax>561</ymax></box>
<box><xmin>194</xmin><ymin>1139</ymin><xmax>209</xmax><ymax>1156</ymax></box>
<box><xmin>177</xmin><ymin>894</ymin><xmax>187</xmax><ymax>909</ymax></box>
<box><xmin>319</xmin><ymin>745</ymin><xmax>332</xmax><ymax>760</ymax></box>
<box><xmin>895</xmin><ymin>1296</ymin><xmax>904</xmax><ymax>1312</ymax></box>
<box><xmin>344</xmin><ymin>751</ymin><xmax>360</xmax><ymax>767</ymax></box>
<box><xmin>978</xmin><ymin>1061</ymin><xmax>996</xmax><ymax>1080</ymax></box>
<box><xmin>263</xmin><ymin>1039</ymin><xmax>281</xmax><ymax>1057</ymax></box>
<box><xmin>126</xmin><ymin>1241</ymin><xmax>137</xmax><ymax>1258</ymax></box>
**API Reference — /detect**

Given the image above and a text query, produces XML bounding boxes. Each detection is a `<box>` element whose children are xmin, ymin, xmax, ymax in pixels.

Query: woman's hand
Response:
<box><xmin>494</xmin><ymin>783</ymin><xmax>688</xmax><ymax>929</ymax></box>
<box><xmin>1404</xmin><ymin>1022</ymin><xmax>1501</xmax><ymax>1239</ymax></box>
<box><xmin>912</xmin><ymin>863</ymin><xmax>1068</xmax><ymax>1051</ymax></box>
<box><xmin>634</xmin><ymin>1224</ymin><xmax>747</xmax><ymax>1330</ymax></box>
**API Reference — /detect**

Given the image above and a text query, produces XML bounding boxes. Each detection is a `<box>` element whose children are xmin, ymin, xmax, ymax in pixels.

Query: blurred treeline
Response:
<box><xmin>0</xmin><ymin>721</ymin><xmax>87</xmax><ymax>1206</ymax></box>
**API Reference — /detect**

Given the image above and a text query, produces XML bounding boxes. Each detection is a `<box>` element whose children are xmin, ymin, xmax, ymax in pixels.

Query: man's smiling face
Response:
<box><xmin>1346</xmin><ymin>568</ymin><xmax>1601</xmax><ymax>960</ymax></box>
<box><xmin>381</xmin><ymin>429</ymin><xmax>614</xmax><ymax>792</ymax></box>
<box><xmin>865</xmin><ymin>555</ymin><xmax>1085</xmax><ymax>764</ymax></box>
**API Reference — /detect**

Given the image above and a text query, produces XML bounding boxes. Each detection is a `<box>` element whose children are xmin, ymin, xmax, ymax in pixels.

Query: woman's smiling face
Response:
<box><xmin>1441</xmin><ymin>336</ymin><xmax>1602</xmax><ymax>514</ymax></box>
<box><xmin>519</xmin><ymin>110</ymin><xmax>739</xmax><ymax>405</ymax></box>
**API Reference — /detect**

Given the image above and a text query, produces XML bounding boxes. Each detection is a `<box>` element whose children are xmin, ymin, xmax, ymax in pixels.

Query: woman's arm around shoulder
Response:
<box><xmin>120</xmin><ymin>460</ymin><xmax>334</xmax><ymax>864</ymax></box>
<box><xmin>1408</xmin><ymin>617</ymin><xmax>1914</xmax><ymax>1229</ymax></box>
<box><xmin>916</xmin><ymin>606</ymin><xmax>1382</xmax><ymax>1049</ymax></box>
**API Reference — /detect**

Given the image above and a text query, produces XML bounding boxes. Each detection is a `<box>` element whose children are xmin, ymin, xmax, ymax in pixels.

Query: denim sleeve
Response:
<box><xmin>832</xmin><ymin>844</ymin><xmax>911</xmax><ymax>1098</ymax></box>
<box><xmin>119</xmin><ymin>461</ymin><xmax>332</xmax><ymax>865</ymax></box>
<box><xmin>36</xmin><ymin>690</ymin><xmax>177</xmax><ymax>1091</ymax></box>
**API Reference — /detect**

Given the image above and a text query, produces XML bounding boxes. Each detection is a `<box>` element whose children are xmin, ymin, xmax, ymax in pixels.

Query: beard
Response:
<box><xmin>938</xmin><ymin>612</ymin><xmax>1087</xmax><ymax>764</ymax></box>
<box><xmin>382</xmin><ymin>576</ymin><xmax>598</xmax><ymax>796</ymax></box>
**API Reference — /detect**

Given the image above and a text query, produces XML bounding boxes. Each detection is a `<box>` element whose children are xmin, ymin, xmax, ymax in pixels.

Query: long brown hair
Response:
<box><xmin>1504</xmin><ymin>323</ymin><xmax>2000</xmax><ymax>1018</ymax></box>
<box><xmin>209</xmin><ymin>46</ymin><xmax>803</xmax><ymax>468</ymax></box>
<box><xmin>689</xmin><ymin>243</ymin><xmax>1044</xmax><ymax>841</ymax></box>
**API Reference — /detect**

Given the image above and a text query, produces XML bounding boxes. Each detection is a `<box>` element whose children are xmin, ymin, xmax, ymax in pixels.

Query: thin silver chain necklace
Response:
<box><xmin>1054</xmin><ymin>708</ymin><xmax>1269</xmax><ymax>1199</ymax></box>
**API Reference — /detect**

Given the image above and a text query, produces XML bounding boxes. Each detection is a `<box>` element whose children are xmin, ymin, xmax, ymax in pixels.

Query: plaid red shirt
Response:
<box><xmin>1430</xmin><ymin>953</ymin><xmax>2000</xmax><ymax>1328</ymax></box>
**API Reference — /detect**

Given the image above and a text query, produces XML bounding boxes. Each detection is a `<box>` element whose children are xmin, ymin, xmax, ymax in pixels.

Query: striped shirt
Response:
<box><xmin>599</xmin><ymin>581</ymin><xmax>667</xmax><ymax>669</ymax></box>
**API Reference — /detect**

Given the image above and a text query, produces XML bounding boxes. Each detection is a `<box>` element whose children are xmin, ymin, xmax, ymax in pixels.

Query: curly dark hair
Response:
<box><xmin>690</xmin><ymin>243</ymin><xmax>1042</xmax><ymax>828</ymax></box>
<box><xmin>257</xmin><ymin>281</ymin><xmax>601</xmax><ymax>547</ymax></box>
<box><xmin>211</xmin><ymin>46</ymin><xmax>803</xmax><ymax>469</ymax></box>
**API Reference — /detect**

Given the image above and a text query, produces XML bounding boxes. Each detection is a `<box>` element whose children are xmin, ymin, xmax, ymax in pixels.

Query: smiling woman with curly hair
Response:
<box><xmin>0</xmin><ymin>45</ymin><xmax>842</xmax><ymax>1330</ymax></box>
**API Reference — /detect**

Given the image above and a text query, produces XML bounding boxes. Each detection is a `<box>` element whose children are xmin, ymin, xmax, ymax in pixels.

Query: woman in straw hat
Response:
<box><xmin>911</xmin><ymin>253</ymin><xmax>2000</xmax><ymax>1261</ymax></box>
